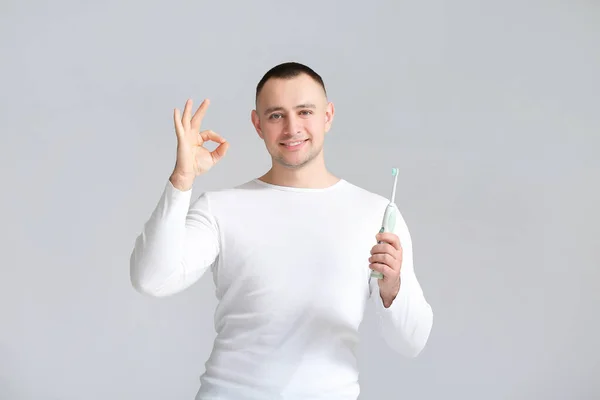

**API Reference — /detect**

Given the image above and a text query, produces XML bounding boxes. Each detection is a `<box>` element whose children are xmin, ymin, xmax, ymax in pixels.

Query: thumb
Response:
<box><xmin>211</xmin><ymin>141</ymin><xmax>230</xmax><ymax>163</ymax></box>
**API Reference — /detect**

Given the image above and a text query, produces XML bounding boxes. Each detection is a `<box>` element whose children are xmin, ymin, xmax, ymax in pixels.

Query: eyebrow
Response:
<box><xmin>263</xmin><ymin>103</ymin><xmax>317</xmax><ymax>116</ymax></box>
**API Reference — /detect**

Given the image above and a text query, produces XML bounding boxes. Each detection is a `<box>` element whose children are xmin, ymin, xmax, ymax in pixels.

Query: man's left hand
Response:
<box><xmin>369</xmin><ymin>232</ymin><xmax>403</xmax><ymax>307</ymax></box>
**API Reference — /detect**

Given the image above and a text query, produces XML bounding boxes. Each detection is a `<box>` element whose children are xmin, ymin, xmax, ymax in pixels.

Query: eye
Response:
<box><xmin>299</xmin><ymin>110</ymin><xmax>313</xmax><ymax>116</ymax></box>
<box><xmin>269</xmin><ymin>113</ymin><xmax>283</xmax><ymax>120</ymax></box>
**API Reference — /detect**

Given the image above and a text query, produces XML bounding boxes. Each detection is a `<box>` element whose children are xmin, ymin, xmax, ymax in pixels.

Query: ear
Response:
<box><xmin>251</xmin><ymin>109</ymin><xmax>264</xmax><ymax>139</ymax></box>
<box><xmin>324</xmin><ymin>101</ymin><xmax>335</xmax><ymax>133</ymax></box>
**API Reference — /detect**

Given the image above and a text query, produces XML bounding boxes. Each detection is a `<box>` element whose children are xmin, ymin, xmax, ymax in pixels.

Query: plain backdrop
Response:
<box><xmin>1</xmin><ymin>1</ymin><xmax>599</xmax><ymax>399</ymax></box>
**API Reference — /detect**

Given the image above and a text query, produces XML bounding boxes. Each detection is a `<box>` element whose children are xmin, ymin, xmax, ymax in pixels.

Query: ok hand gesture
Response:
<box><xmin>171</xmin><ymin>99</ymin><xmax>229</xmax><ymax>190</ymax></box>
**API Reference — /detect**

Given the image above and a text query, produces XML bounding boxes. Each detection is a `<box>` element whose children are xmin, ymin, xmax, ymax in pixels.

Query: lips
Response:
<box><xmin>280</xmin><ymin>139</ymin><xmax>309</xmax><ymax>150</ymax></box>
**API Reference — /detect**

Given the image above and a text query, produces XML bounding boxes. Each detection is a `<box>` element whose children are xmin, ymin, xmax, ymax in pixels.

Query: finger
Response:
<box><xmin>369</xmin><ymin>253</ymin><xmax>396</xmax><ymax>269</ymax></box>
<box><xmin>191</xmin><ymin>98</ymin><xmax>210</xmax><ymax>131</ymax></box>
<box><xmin>376</xmin><ymin>232</ymin><xmax>401</xmax><ymax>251</ymax></box>
<box><xmin>211</xmin><ymin>141</ymin><xmax>230</xmax><ymax>163</ymax></box>
<box><xmin>369</xmin><ymin>262</ymin><xmax>395</xmax><ymax>277</ymax></box>
<box><xmin>370</xmin><ymin>242</ymin><xmax>396</xmax><ymax>257</ymax></box>
<box><xmin>199</xmin><ymin>129</ymin><xmax>226</xmax><ymax>144</ymax></box>
<box><xmin>173</xmin><ymin>108</ymin><xmax>184</xmax><ymax>139</ymax></box>
<box><xmin>182</xmin><ymin>99</ymin><xmax>193</xmax><ymax>130</ymax></box>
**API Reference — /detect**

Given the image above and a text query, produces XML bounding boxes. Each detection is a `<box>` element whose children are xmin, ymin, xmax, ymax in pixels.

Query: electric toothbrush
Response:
<box><xmin>371</xmin><ymin>167</ymin><xmax>399</xmax><ymax>279</ymax></box>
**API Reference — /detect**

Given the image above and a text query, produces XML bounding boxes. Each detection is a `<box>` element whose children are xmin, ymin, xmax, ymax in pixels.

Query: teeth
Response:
<box><xmin>284</xmin><ymin>141</ymin><xmax>303</xmax><ymax>146</ymax></box>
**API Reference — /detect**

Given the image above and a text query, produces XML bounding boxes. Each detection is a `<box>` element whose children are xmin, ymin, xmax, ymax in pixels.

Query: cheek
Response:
<box><xmin>260</xmin><ymin>126</ymin><xmax>279</xmax><ymax>143</ymax></box>
<box><xmin>306</xmin><ymin>120</ymin><xmax>325</xmax><ymax>139</ymax></box>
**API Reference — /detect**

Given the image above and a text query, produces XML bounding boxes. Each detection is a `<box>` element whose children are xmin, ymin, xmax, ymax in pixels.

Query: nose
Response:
<box><xmin>284</xmin><ymin>114</ymin><xmax>301</xmax><ymax>135</ymax></box>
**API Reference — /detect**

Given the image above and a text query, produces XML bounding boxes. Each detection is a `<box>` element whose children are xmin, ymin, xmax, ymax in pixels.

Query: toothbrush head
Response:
<box><xmin>389</xmin><ymin>167</ymin><xmax>399</xmax><ymax>203</ymax></box>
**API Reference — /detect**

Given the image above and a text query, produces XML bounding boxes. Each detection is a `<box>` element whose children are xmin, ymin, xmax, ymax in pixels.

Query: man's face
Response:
<box><xmin>251</xmin><ymin>73</ymin><xmax>334</xmax><ymax>169</ymax></box>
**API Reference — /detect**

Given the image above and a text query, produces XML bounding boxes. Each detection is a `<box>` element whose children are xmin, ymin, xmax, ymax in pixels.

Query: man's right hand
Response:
<box><xmin>170</xmin><ymin>98</ymin><xmax>229</xmax><ymax>191</ymax></box>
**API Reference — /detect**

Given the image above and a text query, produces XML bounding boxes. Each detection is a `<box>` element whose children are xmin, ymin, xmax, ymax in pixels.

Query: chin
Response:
<box><xmin>276</xmin><ymin>153</ymin><xmax>317</xmax><ymax>169</ymax></box>
<box><xmin>275</xmin><ymin>158</ymin><xmax>306</xmax><ymax>169</ymax></box>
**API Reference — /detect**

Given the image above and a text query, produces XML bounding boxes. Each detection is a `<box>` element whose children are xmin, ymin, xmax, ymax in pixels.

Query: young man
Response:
<box><xmin>130</xmin><ymin>62</ymin><xmax>433</xmax><ymax>399</ymax></box>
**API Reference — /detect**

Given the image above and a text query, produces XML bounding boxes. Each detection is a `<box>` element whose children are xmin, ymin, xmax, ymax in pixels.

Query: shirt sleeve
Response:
<box><xmin>369</xmin><ymin>204</ymin><xmax>434</xmax><ymax>357</ymax></box>
<box><xmin>129</xmin><ymin>180</ymin><xmax>221</xmax><ymax>297</ymax></box>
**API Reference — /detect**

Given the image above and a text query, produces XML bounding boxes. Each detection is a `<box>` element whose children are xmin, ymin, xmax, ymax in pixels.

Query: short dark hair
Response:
<box><xmin>255</xmin><ymin>62</ymin><xmax>327</xmax><ymax>102</ymax></box>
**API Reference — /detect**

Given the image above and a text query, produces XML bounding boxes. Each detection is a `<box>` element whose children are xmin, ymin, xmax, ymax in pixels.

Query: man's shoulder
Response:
<box><xmin>201</xmin><ymin>179</ymin><xmax>261</xmax><ymax>197</ymax></box>
<box><xmin>341</xmin><ymin>179</ymin><xmax>390</xmax><ymax>207</ymax></box>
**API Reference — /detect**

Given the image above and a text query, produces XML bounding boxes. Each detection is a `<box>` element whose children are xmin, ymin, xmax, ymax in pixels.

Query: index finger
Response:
<box><xmin>191</xmin><ymin>98</ymin><xmax>210</xmax><ymax>131</ymax></box>
<box><xmin>199</xmin><ymin>129</ymin><xmax>227</xmax><ymax>144</ymax></box>
<box><xmin>376</xmin><ymin>232</ymin><xmax>401</xmax><ymax>251</ymax></box>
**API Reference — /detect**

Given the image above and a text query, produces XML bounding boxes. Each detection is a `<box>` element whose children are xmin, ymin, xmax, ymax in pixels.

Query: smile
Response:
<box><xmin>280</xmin><ymin>139</ymin><xmax>309</xmax><ymax>150</ymax></box>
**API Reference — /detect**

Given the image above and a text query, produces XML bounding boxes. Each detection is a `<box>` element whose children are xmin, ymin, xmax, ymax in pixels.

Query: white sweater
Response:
<box><xmin>130</xmin><ymin>177</ymin><xmax>433</xmax><ymax>399</ymax></box>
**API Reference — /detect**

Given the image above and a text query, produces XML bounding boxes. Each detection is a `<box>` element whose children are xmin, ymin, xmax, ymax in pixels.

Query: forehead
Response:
<box><xmin>257</xmin><ymin>74</ymin><xmax>326</xmax><ymax>110</ymax></box>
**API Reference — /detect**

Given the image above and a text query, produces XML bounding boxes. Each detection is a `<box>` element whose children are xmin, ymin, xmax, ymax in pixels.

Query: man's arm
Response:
<box><xmin>129</xmin><ymin>179</ymin><xmax>220</xmax><ymax>297</ymax></box>
<box><xmin>369</xmin><ymin>206</ymin><xmax>433</xmax><ymax>357</ymax></box>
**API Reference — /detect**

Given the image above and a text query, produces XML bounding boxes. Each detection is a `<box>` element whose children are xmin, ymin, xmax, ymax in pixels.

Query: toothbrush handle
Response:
<box><xmin>371</xmin><ymin>204</ymin><xmax>397</xmax><ymax>279</ymax></box>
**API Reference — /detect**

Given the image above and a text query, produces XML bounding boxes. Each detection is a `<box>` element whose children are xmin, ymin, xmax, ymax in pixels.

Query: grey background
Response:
<box><xmin>1</xmin><ymin>1</ymin><xmax>598</xmax><ymax>399</ymax></box>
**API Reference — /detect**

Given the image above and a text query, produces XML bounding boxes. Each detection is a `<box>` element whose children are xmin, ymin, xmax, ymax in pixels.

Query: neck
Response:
<box><xmin>259</xmin><ymin>155</ymin><xmax>340</xmax><ymax>189</ymax></box>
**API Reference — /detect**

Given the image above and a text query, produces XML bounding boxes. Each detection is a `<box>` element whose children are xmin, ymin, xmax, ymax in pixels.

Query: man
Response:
<box><xmin>130</xmin><ymin>62</ymin><xmax>433</xmax><ymax>399</ymax></box>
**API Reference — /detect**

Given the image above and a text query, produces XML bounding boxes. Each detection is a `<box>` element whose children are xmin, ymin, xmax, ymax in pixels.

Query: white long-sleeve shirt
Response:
<box><xmin>130</xmin><ymin>177</ymin><xmax>433</xmax><ymax>399</ymax></box>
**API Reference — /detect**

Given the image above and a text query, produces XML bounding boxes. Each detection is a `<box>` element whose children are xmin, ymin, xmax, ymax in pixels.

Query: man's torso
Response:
<box><xmin>195</xmin><ymin>179</ymin><xmax>388</xmax><ymax>399</ymax></box>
